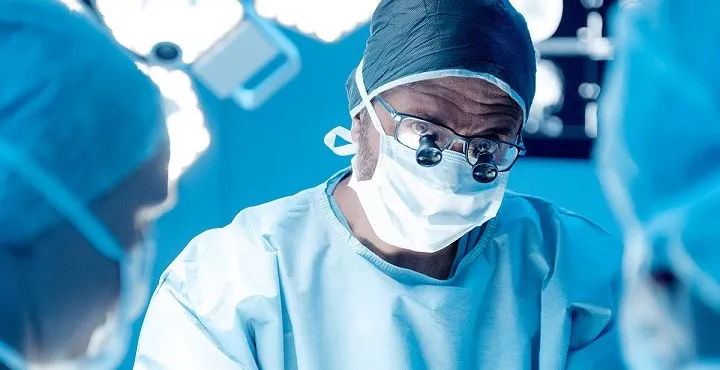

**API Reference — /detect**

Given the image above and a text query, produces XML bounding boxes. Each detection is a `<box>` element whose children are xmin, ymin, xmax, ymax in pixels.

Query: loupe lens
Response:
<box><xmin>416</xmin><ymin>135</ymin><xmax>442</xmax><ymax>167</ymax></box>
<box><xmin>472</xmin><ymin>153</ymin><xmax>498</xmax><ymax>183</ymax></box>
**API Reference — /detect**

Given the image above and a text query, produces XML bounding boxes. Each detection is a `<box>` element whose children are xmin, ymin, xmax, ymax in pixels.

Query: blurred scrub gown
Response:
<box><xmin>595</xmin><ymin>0</ymin><xmax>720</xmax><ymax>368</ymax></box>
<box><xmin>135</xmin><ymin>168</ymin><xmax>624</xmax><ymax>370</ymax></box>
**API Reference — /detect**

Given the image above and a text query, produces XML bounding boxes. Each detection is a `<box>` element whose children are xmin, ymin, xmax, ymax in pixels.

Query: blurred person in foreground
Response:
<box><xmin>596</xmin><ymin>0</ymin><xmax>720</xmax><ymax>369</ymax></box>
<box><xmin>0</xmin><ymin>0</ymin><xmax>175</xmax><ymax>368</ymax></box>
<box><xmin>137</xmin><ymin>0</ymin><xmax>624</xmax><ymax>368</ymax></box>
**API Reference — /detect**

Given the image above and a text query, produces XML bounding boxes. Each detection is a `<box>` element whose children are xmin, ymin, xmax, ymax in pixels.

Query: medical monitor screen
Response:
<box><xmin>520</xmin><ymin>0</ymin><xmax>615</xmax><ymax>159</ymax></box>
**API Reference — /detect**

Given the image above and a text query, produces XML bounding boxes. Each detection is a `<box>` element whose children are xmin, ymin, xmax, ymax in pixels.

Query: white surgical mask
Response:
<box><xmin>0</xmin><ymin>139</ymin><xmax>156</xmax><ymax>370</ymax></box>
<box><xmin>348</xmin><ymin>59</ymin><xmax>508</xmax><ymax>253</ymax></box>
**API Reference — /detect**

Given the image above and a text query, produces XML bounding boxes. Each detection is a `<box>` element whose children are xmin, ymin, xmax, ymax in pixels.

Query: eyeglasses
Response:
<box><xmin>376</xmin><ymin>96</ymin><xmax>526</xmax><ymax>172</ymax></box>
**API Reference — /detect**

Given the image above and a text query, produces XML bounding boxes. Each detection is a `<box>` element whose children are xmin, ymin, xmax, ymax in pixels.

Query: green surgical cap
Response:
<box><xmin>346</xmin><ymin>0</ymin><xmax>536</xmax><ymax>122</ymax></box>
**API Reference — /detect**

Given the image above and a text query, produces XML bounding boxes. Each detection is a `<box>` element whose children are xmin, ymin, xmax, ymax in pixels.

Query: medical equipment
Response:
<box><xmin>415</xmin><ymin>137</ymin><xmax>499</xmax><ymax>184</ymax></box>
<box><xmin>374</xmin><ymin>95</ymin><xmax>521</xmax><ymax>184</ymax></box>
<box><xmin>58</xmin><ymin>0</ymin><xmax>207</xmax><ymax>182</ymax></box>
<box><xmin>151</xmin><ymin>41</ymin><xmax>182</xmax><ymax>64</ymax></box>
<box><xmin>472</xmin><ymin>154</ymin><xmax>499</xmax><ymax>184</ymax></box>
<box><xmin>64</xmin><ymin>0</ymin><xmax>298</xmax><ymax>181</ymax></box>
<box><xmin>140</xmin><ymin>65</ymin><xmax>210</xmax><ymax>181</ymax></box>
<box><xmin>515</xmin><ymin>0</ymin><xmax>615</xmax><ymax>158</ymax></box>
<box><xmin>255</xmin><ymin>0</ymin><xmax>381</xmax><ymax>43</ymax></box>
<box><xmin>81</xmin><ymin>0</ymin><xmax>300</xmax><ymax>111</ymax></box>
<box><xmin>415</xmin><ymin>134</ymin><xmax>443</xmax><ymax>167</ymax></box>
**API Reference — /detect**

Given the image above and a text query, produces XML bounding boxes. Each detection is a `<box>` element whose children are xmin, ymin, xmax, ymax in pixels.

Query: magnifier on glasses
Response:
<box><xmin>414</xmin><ymin>135</ymin><xmax>499</xmax><ymax>184</ymax></box>
<box><xmin>416</xmin><ymin>134</ymin><xmax>443</xmax><ymax>167</ymax></box>
<box><xmin>472</xmin><ymin>153</ymin><xmax>498</xmax><ymax>184</ymax></box>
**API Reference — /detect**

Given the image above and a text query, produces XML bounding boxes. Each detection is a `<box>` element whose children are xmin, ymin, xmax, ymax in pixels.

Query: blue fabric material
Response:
<box><xmin>596</xmin><ymin>0</ymin><xmax>720</xmax><ymax>228</ymax></box>
<box><xmin>596</xmin><ymin>2</ymin><xmax>720</xmax><ymax>366</ymax></box>
<box><xmin>0</xmin><ymin>0</ymin><xmax>166</xmax><ymax>245</ymax></box>
<box><xmin>324</xmin><ymin>168</ymin><xmax>352</xmax><ymax>231</ymax></box>
<box><xmin>596</xmin><ymin>0</ymin><xmax>720</xmax><ymax>293</ymax></box>
<box><xmin>135</xmin><ymin>172</ymin><xmax>625</xmax><ymax>369</ymax></box>
<box><xmin>345</xmin><ymin>0</ymin><xmax>536</xmax><ymax>118</ymax></box>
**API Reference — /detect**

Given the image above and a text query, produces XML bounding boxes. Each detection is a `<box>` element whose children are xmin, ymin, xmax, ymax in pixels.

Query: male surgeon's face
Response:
<box><xmin>350</xmin><ymin>76</ymin><xmax>524</xmax><ymax>181</ymax></box>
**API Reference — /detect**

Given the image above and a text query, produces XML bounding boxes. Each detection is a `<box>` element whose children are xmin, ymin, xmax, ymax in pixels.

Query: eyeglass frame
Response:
<box><xmin>374</xmin><ymin>95</ymin><xmax>527</xmax><ymax>172</ymax></box>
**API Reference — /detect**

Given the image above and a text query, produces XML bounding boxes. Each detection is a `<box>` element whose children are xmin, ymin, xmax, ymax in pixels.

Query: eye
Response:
<box><xmin>410</xmin><ymin>120</ymin><xmax>430</xmax><ymax>136</ymax></box>
<box><xmin>470</xmin><ymin>138</ymin><xmax>498</xmax><ymax>153</ymax></box>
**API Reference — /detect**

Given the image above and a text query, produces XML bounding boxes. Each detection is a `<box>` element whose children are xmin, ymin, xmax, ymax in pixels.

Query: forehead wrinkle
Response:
<box><xmin>409</xmin><ymin>80</ymin><xmax>522</xmax><ymax>120</ymax></box>
<box><xmin>399</xmin><ymin>86</ymin><xmax>521</xmax><ymax>134</ymax></box>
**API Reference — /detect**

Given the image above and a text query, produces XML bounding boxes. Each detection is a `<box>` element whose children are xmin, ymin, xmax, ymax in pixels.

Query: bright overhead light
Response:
<box><xmin>92</xmin><ymin>0</ymin><xmax>245</xmax><ymax>64</ymax></box>
<box><xmin>534</xmin><ymin>59</ymin><xmax>564</xmax><ymax>111</ymax></box>
<box><xmin>584</xmin><ymin>102</ymin><xmax>598</xmax><ymax>138</ymax></box>
<box><xmin>525</xmin><ymin>59</ymin><xmax>564</xmax><ymax>135</ymax></box>
<box><xmin>59</xmin><ymin>0</ymin><xmax>86</xmax><ymax>12</ymax></box>
<box><xmin>508</xmin><ymin>0</ymin><xmax>563</xmax><ymax>43</ymax></box>
<box><xmin>255</xmin><ymin>0</ymin><xmax>381</xmax><ymax>43</ymax></box>
<box><xmin>88</xmin><ymin>0</ymin><xmax>300</xmax><ymax>111</ymax></box>
<box><xmin>139</xmin><ymin>65</ymin><xmax>210</xmax><ymax>181</ymax></box>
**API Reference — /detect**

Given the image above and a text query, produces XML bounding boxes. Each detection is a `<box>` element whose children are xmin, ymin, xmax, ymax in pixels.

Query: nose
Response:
<box><xmin>448</xmin><ymin>141</ymin><xmax>464</xmax><ymax>153</ymax></box>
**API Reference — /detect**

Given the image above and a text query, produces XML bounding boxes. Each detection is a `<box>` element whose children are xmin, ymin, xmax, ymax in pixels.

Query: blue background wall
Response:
<box><xmin>120</xmin><ymin>25</ymin><xmax>620</xmax><ymax>369</ymax></box>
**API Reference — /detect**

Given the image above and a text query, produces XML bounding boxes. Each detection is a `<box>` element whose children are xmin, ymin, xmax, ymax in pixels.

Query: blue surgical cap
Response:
<box><xmin>597</xmin><ymin>0</ymin><xmax>720</xmax><ymax>226</ymax></box>
<box><xmin>0</xmin><ymin>0</ymin><xmax>166</xmax><ymax>245</ymax></box>
<box><xmin>596</xmin><ymin>1</ymin><xmax>720</xmax><ymax>293</ymax></box>
<box><xmin>346</xmin><ymin>0</ymin><xmax>536</xmax><ymax>122</ymax></box>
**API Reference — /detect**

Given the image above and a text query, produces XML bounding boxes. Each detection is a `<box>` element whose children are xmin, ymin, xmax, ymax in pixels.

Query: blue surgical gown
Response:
<box><xmin>135</xmin><ymin>169</ymin><xmax>624</xmax><ymax>369</ymax></box>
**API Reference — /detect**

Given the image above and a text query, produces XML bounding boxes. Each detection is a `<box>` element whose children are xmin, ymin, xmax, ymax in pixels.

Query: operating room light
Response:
<box><xmin>55</xmin><ymin>1</ymin><xmax>209</xmax><ymax>180</ymax></box>
<box><xmin>584</xmin><ymin>102</ymin><xmax>598</xmax><ymax>138</ymax></box>
<box><xmin>525</xmin><ymin>59</ymin><xmax>564</xmax><ymax>136</ymax></box>
<box><xmin>508</xmin><ymin>0</ymin><xmax>563</xmax><ymax>43</ymax></box>
<box><xmin>579</xmin><ymin>83</ymin><xmax>601</xmax><ymax>138</ymax></box>
<box><xmin>534</xmin><ymin>60</ymin><xmax>564</xmax><ymax>109</ymax></box>
<box><xmin>255</xmin><ymin>0</ymin><xmax>381</xmax><ymax>43</ymax></box>
<box><xmin>59</xmin><ymin>0</ymin><xmax>85</xmax><ymax>12</ymax></box>
<box><xmin>138</xmin><ymin>64</ymin><xmax>211</xmax><ymax>181</ymax></box>
<box><xmin>92</xmin><ymin>0</ymin><xmax>245</xmax><ymax>64</ymax></box>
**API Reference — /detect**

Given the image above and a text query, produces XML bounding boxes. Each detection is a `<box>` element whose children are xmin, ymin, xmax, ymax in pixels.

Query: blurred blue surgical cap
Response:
<box><xmin>346</xmin><ymin>0</ymin><xmax>536</xmax><ymax>121</ymax></box>
<box><xmin>597</xmin><ymin>0</ymin><xmax>720</xmax><ymax>225</ymax></box>
<box><xmin>596</xmin><ymin>1</ymin><xmax>720</xmax><ymax>288</ymax></box>
<box><xmin>0</xmin><ymin>0</ymin><xmax>166</xmax><ymax>245</ymax></box>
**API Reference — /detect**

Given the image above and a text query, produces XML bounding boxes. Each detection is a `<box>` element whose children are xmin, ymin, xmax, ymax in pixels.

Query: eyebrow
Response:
<box><xmin>408</xmin><ymin>108</ymin><xmax>521</xmax><ymax>138</ymax></box>
<box><xmin>475</xmin><ymin>122</ymin><xmax>520</xmax><ymax>138</ymax></box>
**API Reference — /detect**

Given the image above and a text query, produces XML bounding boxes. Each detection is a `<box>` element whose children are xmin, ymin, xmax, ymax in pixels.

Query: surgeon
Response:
<box><xmin>596</xmin><ymin>0</ymin><xmax>720</xmax><ymax>369</ymax></box>
<box><xmin>0</xmin><ymin>0</ymin><xmax>174</xmax><ymax>369</ymax></box>
<box><xmin>136</xmin><ymin>0</ymin><xmax>624</xmax><ymax>369</ymax></box>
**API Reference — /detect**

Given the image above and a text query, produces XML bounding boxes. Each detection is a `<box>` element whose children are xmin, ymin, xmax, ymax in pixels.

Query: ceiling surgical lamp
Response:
<box><xmin>255</xmin><ymin>0</ymin><xmax>381</xmax><ymax>43</ymax></box>
<box><xmin>82</xmin><ymin>0</ymin><xmax>300</xmax><ymax>110</ymax></box>
<box><xmin>508</xmin><ymin>0</ymin><xmax>564</xmax><ymax>43</ymax></box>
<box><xmin>72</xmin><ymin>0</ymin><xmax>302</xmax><ymax>181</ymax></box>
